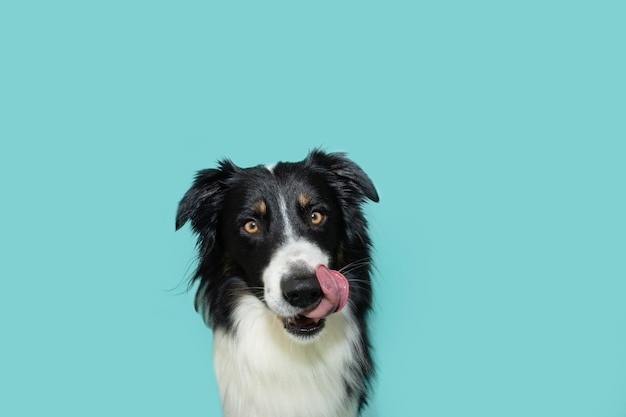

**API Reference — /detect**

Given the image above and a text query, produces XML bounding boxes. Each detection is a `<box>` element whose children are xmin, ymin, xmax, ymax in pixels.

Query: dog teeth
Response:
<box><xmin>284</xmin><ymin>316</ymin><xmax>320</xmax><ymax>327</ymax></box>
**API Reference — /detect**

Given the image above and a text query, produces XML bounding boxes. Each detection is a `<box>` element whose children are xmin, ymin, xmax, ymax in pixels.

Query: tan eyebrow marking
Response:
<box><xmin>251</xmin><ymin>199</ymin><xmax>267</xmax><ymax>216</ymax></box>
<box><xmin>297</xmin><ymin>192</ymin><xmax>312</xmax><ymax>208</ymax></box>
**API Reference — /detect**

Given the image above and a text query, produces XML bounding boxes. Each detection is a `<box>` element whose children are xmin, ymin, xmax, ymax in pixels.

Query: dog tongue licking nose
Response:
<box><xmin>304</xmin><ymin>265</ymin><xmax>349</xmax><ymax>320</ymax></box>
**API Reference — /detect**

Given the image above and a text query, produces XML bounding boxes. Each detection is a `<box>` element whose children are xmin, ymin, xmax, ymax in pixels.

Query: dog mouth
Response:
<box><xmin>281</xmin><ymin>315</ymin><xmax>325</xmax><ymax>337</ymax></box>
<box><xmin>277</xmin><ymin>265</ymin><xmax>350</xmax><ymax>338</ymax></box>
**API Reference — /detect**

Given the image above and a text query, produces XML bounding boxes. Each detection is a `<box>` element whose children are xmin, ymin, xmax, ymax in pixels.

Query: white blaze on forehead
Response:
<box><xmin>278</xmin><ymin>194</ymin><xmax>295</xmax><ymax>241</ymax></box>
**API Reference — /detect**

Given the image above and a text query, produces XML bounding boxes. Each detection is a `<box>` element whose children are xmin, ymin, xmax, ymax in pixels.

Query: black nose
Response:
<box><xmin>281</xmin><ymin>274</ymin><xmax>323</xmax><ymax>309</ymax></box>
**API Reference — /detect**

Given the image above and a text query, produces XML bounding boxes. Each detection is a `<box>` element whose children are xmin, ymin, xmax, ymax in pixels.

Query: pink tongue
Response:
<box><xmin>304</xmin><ymin>265</ymin><xmax>349</xmax><ymax>320</ymax></box>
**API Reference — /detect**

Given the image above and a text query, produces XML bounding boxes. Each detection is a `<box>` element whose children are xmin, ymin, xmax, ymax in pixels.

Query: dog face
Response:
<box><xmin>176</xmin><ymin>150</ymin><xmax>378</xmax><ymax>341</ymax></box>
<box><xmin>220</xmin><ymin>165</ymin><xmax>342</xmax><ymax>319</ymax></box>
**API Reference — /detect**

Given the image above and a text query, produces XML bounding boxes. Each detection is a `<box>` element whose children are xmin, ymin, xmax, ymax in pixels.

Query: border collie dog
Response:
<box><xmin>176</xmin><ymin>149</ymin><xmax>379</xmax><ymax>417</ymax></box>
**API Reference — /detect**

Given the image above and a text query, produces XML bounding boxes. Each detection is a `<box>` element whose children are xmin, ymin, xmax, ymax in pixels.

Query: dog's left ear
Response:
<box><xmin>175</xmin><ymin>160</ymin><xmax>238</xmax><ymax>232</ymax></box>
<box><xmin>307</xmin><ymin>149</ymin><xmax>379</xmax><ymax>203</ymax></box>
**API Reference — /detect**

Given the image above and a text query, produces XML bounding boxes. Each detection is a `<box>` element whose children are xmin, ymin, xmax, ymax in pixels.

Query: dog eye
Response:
<box><xmin>310</xmin><ymin>211</ymin><xmax>324</xmax><ymax>225</ymax></box>
<box><xmin>243</xmin><ymin>220</ymin><xmax>259</xmax><ymax>234</ymax></box>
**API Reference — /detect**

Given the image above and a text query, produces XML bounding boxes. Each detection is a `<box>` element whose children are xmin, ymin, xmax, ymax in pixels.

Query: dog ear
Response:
<box><xmin>306</xmin><ymin>149</ymin><xmax>379</xmax><ymax>203</ymax></box>
<box><xmin>175</xmin><ymin>159</ymin><xmax>238</xmax><ymax>232</ymax></box>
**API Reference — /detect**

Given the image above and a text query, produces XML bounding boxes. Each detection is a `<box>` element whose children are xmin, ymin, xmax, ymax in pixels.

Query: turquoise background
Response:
<box><xmin>1</xmin><ymin>1</ymin><xmax>625</xmax><ymax>416</ymax></box>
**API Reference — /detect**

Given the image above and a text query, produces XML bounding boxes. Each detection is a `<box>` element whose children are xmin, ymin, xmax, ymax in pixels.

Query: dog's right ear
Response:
<box><xmin>175</xmin><ymin>160</ymin><xmax>238</xmax><ymax>232</ymax></box>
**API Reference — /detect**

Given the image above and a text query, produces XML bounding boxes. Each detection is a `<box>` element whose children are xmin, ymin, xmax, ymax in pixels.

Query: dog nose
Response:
<box><xmin>281</xmin><ymin>274</ymin><xmax>323</xmax><ymax>309</ymax></box>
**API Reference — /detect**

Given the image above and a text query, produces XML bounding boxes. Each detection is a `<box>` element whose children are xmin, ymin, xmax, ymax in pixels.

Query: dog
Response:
<box><xmin>176</xmin><ymin>149</ymin><xmax>379</xmax><ymax>417</ymax></box>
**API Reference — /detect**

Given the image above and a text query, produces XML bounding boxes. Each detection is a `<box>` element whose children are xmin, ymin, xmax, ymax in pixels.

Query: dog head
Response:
<box><xmin>176</xmin><ymin>149</ymin><xmax>378</xmax><ymax>340</ymax></box>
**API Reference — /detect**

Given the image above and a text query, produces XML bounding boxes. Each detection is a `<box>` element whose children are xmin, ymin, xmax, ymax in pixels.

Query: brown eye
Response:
<box><xmin>243</xmin><ymin>220</ymin><xmax>259</xmax><ymax>234</ymax></box>
<box><xmin>310</xmin><ymin>211</ymin><xmax>324</xmax><ymax>225</ymax></box>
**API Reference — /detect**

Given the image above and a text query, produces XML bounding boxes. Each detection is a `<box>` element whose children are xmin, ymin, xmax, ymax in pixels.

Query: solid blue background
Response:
<box><xmin>1</xmin><ymin>1</ymin><xmax>625</xmax><ymax>416</ymax></box>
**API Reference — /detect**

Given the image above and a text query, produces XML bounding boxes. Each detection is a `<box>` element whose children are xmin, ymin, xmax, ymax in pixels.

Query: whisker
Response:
<box><xmin>339</xmin><ymin>257</ymin><xmax>373</xmax><ymax>275</ymax></box>
<box><xmin>163</xmin><ymin>257</ymin><xmax>199</xmax><ymax>295</ymax></box>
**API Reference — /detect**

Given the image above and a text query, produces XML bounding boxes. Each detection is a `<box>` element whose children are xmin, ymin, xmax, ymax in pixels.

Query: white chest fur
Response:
<box><xmin>213</xmin><ymin>295</ymin><xmax>363</xmax><ymax>417</ymax></box>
